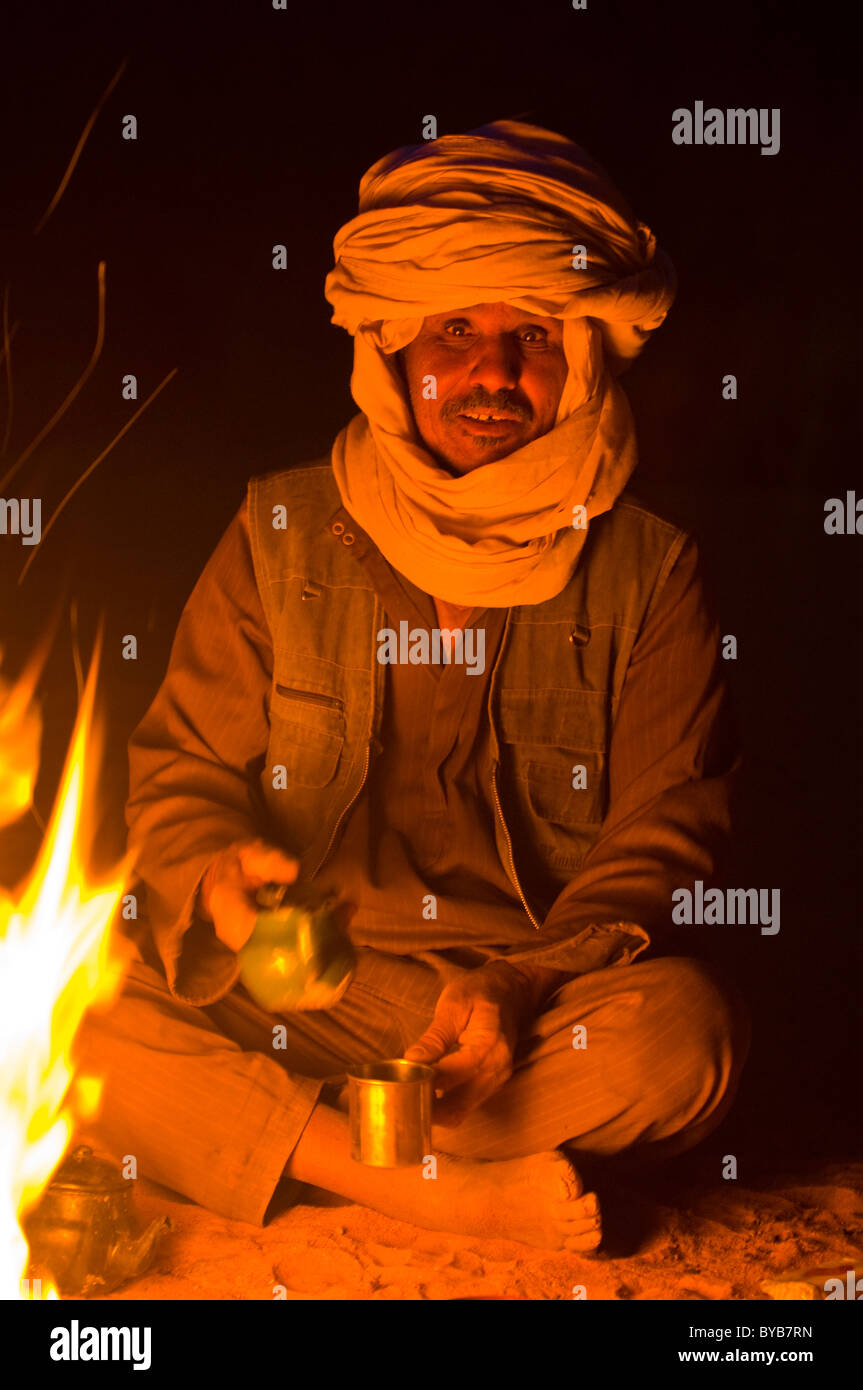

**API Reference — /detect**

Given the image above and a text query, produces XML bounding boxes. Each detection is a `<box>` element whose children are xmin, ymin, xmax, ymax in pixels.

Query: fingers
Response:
<box><xmin>405</xmin><ymin>995</ymin><xmax>513</xmax><ymax>1119</ymax></box>
<box><xmin>431</xmin><ymin>1041</ymin><xmax>489</xmax><ymax>1090</ymax></box>
<box><xmin>202</xmin><ymin>837</ymin><xmax>299</xmax><ymax>954</ymax></box>
<box><xmin>404</xmin><ymin>1020</ymin><xmax>454</xmax><ymax>1065</ymax></box>
<box><xmin>237</xmin><ymin>839</ymin><xmax>300</xmax><ymax>886</ymax></box>
<box><xmin>431</xmin><ymin>1046</ymin><xmax>513</xmax><ymax>1125</ymax></box>
<box><xmin>435</xmin><ymin>1021</ymin><xmax>511</xmax><ymax>1087</ymax></box>
<box><xmin>404</xmin><ymin>988</ymin><xmax>474</xmax><ymax>1065</ymax></box>
<box><xmin>418</xmin><ymin>999</ymin><xmax>502</xmax><ymax>1080</ymax></box>
<box><xmin>405</xmin><ymin>1027</ymin><xmax>495</xmax><ymax>1080</ymax></box>
<box><xmin>209</xmin><ymin>880</ymin><xmax>259</xmax><ymax>953</ymax></box>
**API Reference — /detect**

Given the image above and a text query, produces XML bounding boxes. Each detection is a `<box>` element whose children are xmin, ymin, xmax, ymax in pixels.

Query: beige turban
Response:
<box><xmin>324</xmin><ymin>120</ymin><xmax>676</xmax><ymax>607</ymax></box>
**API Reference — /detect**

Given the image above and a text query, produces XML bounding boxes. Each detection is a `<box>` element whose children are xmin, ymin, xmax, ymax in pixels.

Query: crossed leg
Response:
<box><xmin>76</xmin><ymin>947</ymin><xmax>749</xmax><ymax>1248</ymax></box>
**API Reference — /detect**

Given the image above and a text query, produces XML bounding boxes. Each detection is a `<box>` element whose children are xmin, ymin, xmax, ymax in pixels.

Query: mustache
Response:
<box><xmin>439</xmin><ymin>391</ymin><xmax>532</xmax><ymax>422</ymax></box>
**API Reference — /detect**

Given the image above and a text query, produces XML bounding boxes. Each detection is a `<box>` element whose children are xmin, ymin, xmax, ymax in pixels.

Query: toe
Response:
<box><xmin>555</xmin><ymin>1212</ymin><xmax>602</xmax><ymax>1235</ymax></box>
<box><xmin>551</xmin><ymin>1157</ymin><xmax>584</xmax><ymax>1201</ymax></box>
<box><xmin>554</xmin><ymin>1189</ymin><xmax>599</xmax><ymax>1217</ymax></box>
<box><xmin>563</xmin><ymin>1227</ymin><xmax>603</xmax><ymax>1253</ymax></box>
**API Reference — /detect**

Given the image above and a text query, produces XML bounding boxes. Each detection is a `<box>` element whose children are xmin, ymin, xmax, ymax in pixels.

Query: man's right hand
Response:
<box><xmin>199</xmin><ymin>838</ymin><xmax>300</xmax><ymax>953</ymax></box>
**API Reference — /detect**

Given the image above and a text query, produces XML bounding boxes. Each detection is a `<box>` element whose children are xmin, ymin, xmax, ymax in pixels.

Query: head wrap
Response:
<box><xmin>324</xmin><ymin>120</ymin><xmax>676</xmax><ymax>607</ymax></box>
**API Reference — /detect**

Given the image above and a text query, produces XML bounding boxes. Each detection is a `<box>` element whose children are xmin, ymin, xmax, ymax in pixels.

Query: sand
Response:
<box><xmin>94</xmin><ymin>1154</ymin><xmax>863</xmax><ymax>1302</ymax></box>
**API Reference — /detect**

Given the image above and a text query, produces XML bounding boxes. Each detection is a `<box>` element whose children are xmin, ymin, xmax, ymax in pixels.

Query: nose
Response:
<box><xmin>467</xmin><ymin>334</ymin><xmax>521</xmax><ymax>394</ymax></box>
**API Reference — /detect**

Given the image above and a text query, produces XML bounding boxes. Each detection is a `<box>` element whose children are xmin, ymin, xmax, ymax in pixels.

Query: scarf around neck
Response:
<box><xmin>324</xmin><ymin>121</ymin><xmax>676</xmax><ymax>608</ymax></box>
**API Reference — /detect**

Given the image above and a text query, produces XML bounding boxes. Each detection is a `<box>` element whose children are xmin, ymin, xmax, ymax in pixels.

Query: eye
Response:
<box><xmin>520</xmin><ymin>327</ymin><xmax>548</xmax><ymax>344</ymax></box>
<box><xmin>443</xmin><ymin>321</ymin><xmax>472</xmax><ymax>338</ymax></box>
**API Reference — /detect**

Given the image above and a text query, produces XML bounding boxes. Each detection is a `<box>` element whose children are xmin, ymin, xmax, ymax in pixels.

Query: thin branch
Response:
<box><xmin>0</xmin><ymin>290</ymin><xmax>20</xmax><ymax>456</ymax></box>
<box><xmin>0</xmin><ymin>309</ymin><xmax>19</xmax><ymax>370</ymax></box>
<box><xmin>70</xmin><ymin>598</ymin><xmax>84</xmax><ymax>705</ymax></box>
<box><xmin>33</xmin><ymin>59</ymin><xmax>129</xmax><ymax>236</ymax></box>
<box><xmin>18</xmin><ymin>368</ymin><xmax>179</xmax><ymax>584</ymax></box>
<box><xmin>0</xmin><ymin>260</ymin><xmax>106</xmax><ymax>495</ymax></box>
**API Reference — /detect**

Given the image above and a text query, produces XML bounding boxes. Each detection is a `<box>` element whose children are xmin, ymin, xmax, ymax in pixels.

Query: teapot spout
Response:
<box><xmin>105</xmin><ymin>1216</ymin><xmax>171</xmax><ymax>1284</ymax></box>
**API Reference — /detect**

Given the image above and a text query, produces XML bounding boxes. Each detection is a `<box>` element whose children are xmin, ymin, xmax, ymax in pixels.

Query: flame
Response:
<box><xmin>0</xmin><ymin>640</ymin><xmax>134</xmax><ymax>1298</ymax></box>
<box><xmin>0</xmin><ymin>645</ymin><xmax>44</xmax><ymax>829</ymax></box>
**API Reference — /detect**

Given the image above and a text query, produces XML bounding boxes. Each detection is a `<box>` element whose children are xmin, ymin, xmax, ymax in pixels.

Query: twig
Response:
<box><xmin>17</xmin><ymin>368</ymin><xmax>179</xmax><ymax>584</ymax></box>
<box><xmin>0</xmin><ymin>260</ymin><xmax>106</xmax><ymax>495</ymax></box>
<box><xmin>0</xmin><ymin>292</ymin><xmax>20</xmax><ymax>457</ymax></box>
<box><xmin>70</xmin><ymin>598</ymin><xmax>84</xmax><ymax>705</ymax></box>
<box><xmin>33</xmin><ymin>59</ymin><xmax>129</xmax><ymax>237</ymax></box>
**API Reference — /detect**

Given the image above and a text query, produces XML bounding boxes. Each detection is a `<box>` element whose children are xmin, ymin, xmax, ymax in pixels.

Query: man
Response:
<box><xmin>79</xmin><ymin>121</ymin><xmax>749</xmax><ymax>1253</ymax></box>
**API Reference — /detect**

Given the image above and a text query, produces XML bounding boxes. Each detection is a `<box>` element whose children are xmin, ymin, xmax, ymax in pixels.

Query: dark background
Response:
<box><xmin>0</xmin><ymin>0</ymin><xmax>859</xmax><ymax>1167</ymax></box>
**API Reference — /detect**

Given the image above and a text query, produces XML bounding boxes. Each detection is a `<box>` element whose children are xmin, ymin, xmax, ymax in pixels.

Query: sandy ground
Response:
<box><xmin>90</xmin><ymin>1154</ymin><xmax>863</xmax><ymax>1302</ymax></box>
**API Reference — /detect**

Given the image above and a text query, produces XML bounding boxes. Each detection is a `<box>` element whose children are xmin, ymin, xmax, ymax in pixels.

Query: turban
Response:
<box><xmin>324</xmin><ymin>120</ymin><xmax>676</xmax><ymax>607</ymax></box>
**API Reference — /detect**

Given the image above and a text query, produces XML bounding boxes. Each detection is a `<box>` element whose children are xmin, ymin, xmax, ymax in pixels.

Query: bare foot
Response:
<box><xmin>287</xmin><ymin>1099</ymin><xmax>601</xmax><ymax>1252</ymax></box>
<box><xmin>421</xmin><ymin>1147</ymin><xmax>602</xmax><ymax>1252</ymax></box>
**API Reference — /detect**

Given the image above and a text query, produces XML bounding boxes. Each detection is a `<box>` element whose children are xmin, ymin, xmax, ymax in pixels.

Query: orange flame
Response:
<box><xmin>0</xmin><ymin>645</ymin><xmax>44</xmax><ymax>829</ymax></box>
<box><xmin>0</xmin><ymin>640</ymin><xmax>134</xmax><ymax>1298</ymax></box>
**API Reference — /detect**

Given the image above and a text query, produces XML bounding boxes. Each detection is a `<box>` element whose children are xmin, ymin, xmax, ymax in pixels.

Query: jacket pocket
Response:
<box><xmin>274</xmin><ymin>684</ymin><xmax>344</xmax><ymax>712</ymax></box>
<box><xmin>497</xmin><ymin>686</ymin><xmax>611</xmax><ymax>752</ymax></box>
<box><xmin>268</xmin><ymin>686</ymin><xmax>345</xmax><ymax>789</ymax></box>
<box><xmin>523</xmin><ymin>751</ymin><xmax>607</xmax><ymax>828</ymax></box>
<box><xmin>496</xmin><ymin>686</ymin><xmax>611</xmax><ymax>827</ymax></box>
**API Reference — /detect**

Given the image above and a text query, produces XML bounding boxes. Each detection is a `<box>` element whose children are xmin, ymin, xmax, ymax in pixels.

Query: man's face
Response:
<box><xmin>399</xmin><ymin>302</ymin><xmax>568</xmax><ymax>475</ymax></box>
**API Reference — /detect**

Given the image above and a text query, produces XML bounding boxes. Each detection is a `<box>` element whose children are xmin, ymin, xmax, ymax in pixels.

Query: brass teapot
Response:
<box><xmin>23</xmin><ymin>1145</ymin><xmax>170</xmax><ymax>1297</ymax></box>
<box><xmin>237</xmin><ymin>882</ymin><xmax>357</xmax><ymax>1013</ymax></box>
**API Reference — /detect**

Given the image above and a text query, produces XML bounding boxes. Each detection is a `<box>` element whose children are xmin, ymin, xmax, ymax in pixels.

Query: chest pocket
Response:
<box><xmin>497</xmin><ymin>688</ymin><xmax>611</xmax><ymax>829</ymax></box>
<box><xmin>269</xmin><ymin>684</ymin><xmax>345</xmax><ymax>789</ymax></box>
<box><xmin>522</xmin><ymin>750</ymin><xmax>607</xmax><ymax>827</ymax></box>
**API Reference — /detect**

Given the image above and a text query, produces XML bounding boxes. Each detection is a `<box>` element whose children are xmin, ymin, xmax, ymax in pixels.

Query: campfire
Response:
<box><xmin>0</xmin><ymin>640</ymin><xmax>134</xmax><ymax>1299</ymax></box>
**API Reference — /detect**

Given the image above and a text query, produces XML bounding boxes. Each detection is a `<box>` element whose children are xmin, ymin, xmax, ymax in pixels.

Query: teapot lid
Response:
<box><xmin>48</xmin><ymin>1145</ymin><xmax>125</xmax><ymax>1192</ymax></box>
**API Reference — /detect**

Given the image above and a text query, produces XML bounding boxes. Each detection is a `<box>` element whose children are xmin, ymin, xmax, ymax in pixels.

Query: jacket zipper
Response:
<box><xmin>491</xmin><ymin>763</ymin><xmax>540</xmax><ymax>930</ymax></box>
<box><xmin>309</xmin><ymin>742</ymin><xmax>371</xmax><ymax>879</ymax></box>
<box><xmin>274</xmin><ymin>684</ymin><xmax>344</xmax><ymax>711</ymax></box>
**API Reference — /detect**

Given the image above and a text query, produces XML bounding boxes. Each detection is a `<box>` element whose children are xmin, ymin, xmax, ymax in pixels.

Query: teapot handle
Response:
<box><xmin>255</xmin><ymin>881</ymin><xmax>341</xmax><ymax>914</ymax></box>
<box><xmin>255</xmin><ymin>881</ymin><xmax>291</xmax><ymax>911</ymax></box>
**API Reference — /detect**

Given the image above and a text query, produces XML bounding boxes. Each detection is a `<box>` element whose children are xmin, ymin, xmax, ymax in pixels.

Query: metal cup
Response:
<box><xmin>346</xmin><ymin>1059</ymin><xmax>434</xmax><ymax>1167</ymax></box>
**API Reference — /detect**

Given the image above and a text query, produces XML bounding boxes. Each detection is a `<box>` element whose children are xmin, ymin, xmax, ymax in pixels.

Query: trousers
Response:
<box><xmin>75</xmin><ymin>946</ymin><xmax>750</xmax><ymax>1227</ymax></box>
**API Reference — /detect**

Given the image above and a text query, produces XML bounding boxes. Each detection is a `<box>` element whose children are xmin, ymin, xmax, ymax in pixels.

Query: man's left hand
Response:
<box><xmin>403</xmin><ymin>962</ymin><xmax>535</xmax><ymax>1126</ymax></box>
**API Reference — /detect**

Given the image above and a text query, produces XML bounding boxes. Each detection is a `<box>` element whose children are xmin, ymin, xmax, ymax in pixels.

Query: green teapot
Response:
<box><xmin>237</xmin><ymin>883</ymin><xmax>356</xmax><ymax>1013</ymax></box>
